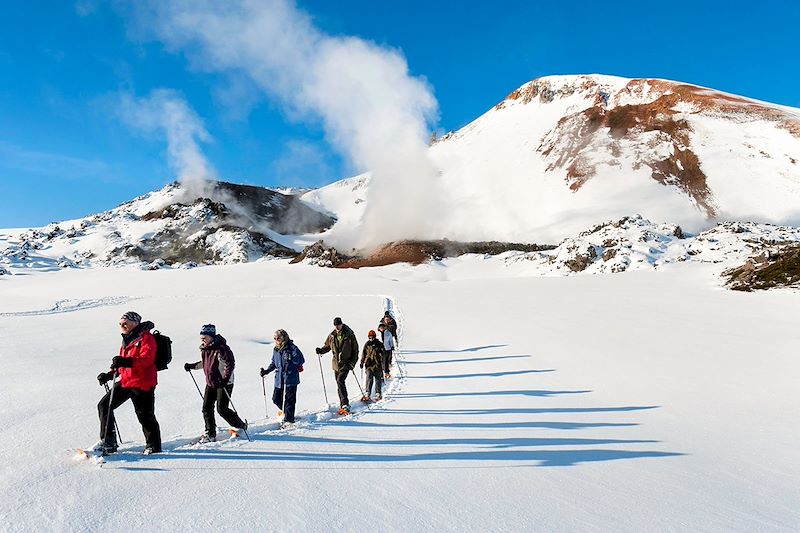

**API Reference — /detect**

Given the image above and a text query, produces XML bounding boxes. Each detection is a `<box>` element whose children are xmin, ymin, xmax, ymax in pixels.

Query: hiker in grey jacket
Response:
<box><xmin>378</xmin><ymin>322</ymin><xmax>395</xmax><ymax>378</ymax></box>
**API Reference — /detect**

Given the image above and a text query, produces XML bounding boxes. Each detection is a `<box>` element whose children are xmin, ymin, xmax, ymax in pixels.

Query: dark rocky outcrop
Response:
<box><xmin>724</xmin><ymin>244</ymin><xmax>800</xmax><ymax>291</ymax></box>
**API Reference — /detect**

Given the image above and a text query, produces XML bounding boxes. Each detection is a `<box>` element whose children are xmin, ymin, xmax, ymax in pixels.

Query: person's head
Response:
<box><xmin>384</xmin><ymin>311</ymin><xmax>392</xmax><ymax>318</ymax></box>
<box><xmin>333</xmin><ymin>317</ymin><xmax>343</xmax><ymax>332</ymax></box>
<box><xmin>382</xmin><ymin>316</ymin><xmax>391</xmax><ymax>324</ymax></box>
<box><xmin>119</xmin><ymin>311</ymin><xmax>141</xmax><ymax>333</ymax></box>
<box><xmin>274</xmin><ymin>329</ymin><xmax>290</xmax><ymax>348</ymax></box>
<box><xmin>368</xmin><ymin>330</ymin><xmax>376</xmax><ymax>340</ymax></box>
<box><xmin>200</xmin><ymin>324</ymin><xmax>216</xmax><ymax>347</ymax></box>
<box><xmin>378</xmin><ymin>323</ymin><xmax>386</xmax><ymax>331</ymax></box>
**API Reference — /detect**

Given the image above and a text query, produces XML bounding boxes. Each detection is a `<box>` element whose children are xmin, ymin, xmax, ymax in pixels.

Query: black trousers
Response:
<box><xmin>272</xmin><ymin>385</ymin><xmax>298</xmax><ymax>422</ymax></box>
<box><xmin>335</xmin><ymin>370</ymin><xmax>350</xmax><ymax>407</ymax></box>
<box><xmin>382</xmin><ymin>350</ymin><xmax>393</xmax><ymax>375</ymax></box>
<box><xmin>98</xmin><ymin>382</ymin><xmax>161</xmax><ymax>450</ymax></box>
<box><xmin>203</xmin><ymin>384</ymin><xmax>245</xmax><ymax>436</ymax></box>
<box><xmin>366</xmin><ymin>369</ymin><xmax>383</xmax><ymax>397</ymax></box>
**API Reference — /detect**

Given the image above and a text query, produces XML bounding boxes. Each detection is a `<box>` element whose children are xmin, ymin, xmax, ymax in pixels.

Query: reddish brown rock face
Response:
<box><xmin>526</xmin><ymin>78</ymin><xmax>800</xmax><ymax>219</ymax></box>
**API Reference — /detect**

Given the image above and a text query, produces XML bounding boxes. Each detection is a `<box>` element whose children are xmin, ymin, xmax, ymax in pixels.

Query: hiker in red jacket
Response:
<box><xmin>96</xmin><ymin>311</ymin><xmax>162</xmax><ymax>455</ymax></box>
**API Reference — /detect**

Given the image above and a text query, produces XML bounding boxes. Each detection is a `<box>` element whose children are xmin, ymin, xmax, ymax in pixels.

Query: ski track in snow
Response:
<box><xmin>82</xmin><ymin>294</ymin><xmax>408</xmax><ymax>469</ymax></box>
<box><xmin>0</xmin><ymin>296</ymin><xmax>135</xmax><ymax>317</ymax></box>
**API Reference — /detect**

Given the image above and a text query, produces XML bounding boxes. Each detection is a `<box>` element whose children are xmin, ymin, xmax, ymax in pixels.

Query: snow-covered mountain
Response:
<box><xmin>424</xmin><ymin>74</ymin><xmax>800</xmax><ymax>243</ymax></box>
<box><xmin>0</xmin><ymin>181</ymin><xmax>334</xmax><ymax>271</ymax></box>
<box><xmin>3</xmin><ymin>74</ymin><xmax>800</xmax><ymax>280</ymax></box>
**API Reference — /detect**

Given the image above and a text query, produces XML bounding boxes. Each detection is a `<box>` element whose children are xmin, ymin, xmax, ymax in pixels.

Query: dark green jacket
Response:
<box><xmin>360</xmin><ymin>339</ymin><xmax>384</xmax><ymax>373</ymax></box>
<box><xmin>319</xmin><ymin>324</ymin><xmax>359</xmax><ymax>372</ymax></box>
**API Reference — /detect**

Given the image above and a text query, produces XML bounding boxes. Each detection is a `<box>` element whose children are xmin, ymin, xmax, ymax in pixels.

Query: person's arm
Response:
<box><xmin>294</xmin><ymin>346</ymin><xmax>305</xmax><ymax>367</ymax></box>
<box><xmin>316</xmin><ymin>334</ymin><xmax>332</xmax><ymax>355</ymax></box>
<box><xmin>219</xmin><ymin>346</ymin><xmax>235</xmax><ymax>382</ymax></box>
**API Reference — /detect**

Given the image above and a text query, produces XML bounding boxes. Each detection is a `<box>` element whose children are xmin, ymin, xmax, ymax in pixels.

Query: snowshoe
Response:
<box><xmin>228</xmin><ymin>428</ymin><xmax>240</xmax><ymax>439</ymax></box>
<box><xmin>142</xmin><ymin>446</ymin><xmax>160</xmax><ymax>455</ymax></box>
<box><xmin>337</xmin><ymin>405</ymin><xmax>351</xmax><ymax>416</ymax></box>
<box><xmin>360</xmin><ymin>395</ymin><xmax>370</xmax><ymax>403</ymax></box>
<box><xmin>196</xmin><ymin>434</ymin><xmax>216</xmax><ymax>444</ymax></box>
<box><xmin>384</xmin><ymin>373</ymin><xmax>391</xmax><ymax>379</ymax></box>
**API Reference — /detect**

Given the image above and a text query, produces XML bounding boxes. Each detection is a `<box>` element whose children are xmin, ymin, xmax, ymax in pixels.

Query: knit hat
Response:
<box><xmin>200</xmin><ymin>324</ymin><xmax>216</xmax><ymax>337</ymax></box>
<box><xmin>384</xmin><ymin>311</ymin><xmax>392</xmax><ymax>317</ymax></box>
<box><xmin>333</xmin><ymin>317</ymin><xmax>343</xmax><ymax>326</ymax></box>
<box><xmin>368</xmin><ymin>330</ymin><xmax>376</xmax><ymax>338</ymax></box>
<box><xmin>121</xmin><ymin>311</ymin><xmax>142</xmax><ymax>323</ymax></box>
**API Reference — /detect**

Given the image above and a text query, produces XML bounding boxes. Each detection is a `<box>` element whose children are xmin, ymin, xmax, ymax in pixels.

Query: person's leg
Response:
<box><xmin>284</xmin><ymin>385</ymin><xmax>297</xmax><ymax>422</ymax></box>
<box><xmin>202</xmin><ymin>385</ymin><xmax>217</xmax><ymax>438</ymax></box>
<box><xmin>335</xmin><ymin>370</ymin><xmax>349</xmax><ymax>407</ymax></box>
<box><xmin>366</xmin><ymin>370</ymin><xmax>375</xmax><ymax>397</ymax></box>
<box><xmin>131</xmin><ymin>388</ymin><xmax>161</xmax><ymax>452</ymax></box>
<box><xmin>216</xmin><ymin>384</ymin><xmax>245</xmax><ymax>428</ymax></box>
<box><xmin>376</xmin><ymin>371</ymin><xmax>384</xmax><ymax>398</ymax></box>
<box><xmin>272</xmin><ymin>386</ymin><xmax>284</xmax><ymax>410</ymax></box>
<box><xmin>386</xmin><ymin>350</ymin><xmax>393</xmax><ymax>369</ymax></box>
<box><xmin>98</xmin><ymin>382</ymin><xmax>131</xmax><ymax>448</ymax></box>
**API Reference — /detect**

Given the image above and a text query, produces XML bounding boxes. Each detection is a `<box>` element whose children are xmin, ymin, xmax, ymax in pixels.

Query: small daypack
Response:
<box><xmin>152</xmin><ymin>330</ymin><xmax>173</xmax><ymax>371</ymax></box>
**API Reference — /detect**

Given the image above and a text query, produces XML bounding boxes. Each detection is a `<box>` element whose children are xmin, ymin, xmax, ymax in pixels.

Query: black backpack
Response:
<box><xmin>152</xmin><ymin>330</ymin><xmax>173</xmax><ymax>371</ymax></box>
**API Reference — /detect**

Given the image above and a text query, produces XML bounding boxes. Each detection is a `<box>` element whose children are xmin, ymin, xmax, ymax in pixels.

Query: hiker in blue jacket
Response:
<box><xmin>260</xmin><ymin>329</ymin><xmax>305</xmax><ymax>424</ymax></box>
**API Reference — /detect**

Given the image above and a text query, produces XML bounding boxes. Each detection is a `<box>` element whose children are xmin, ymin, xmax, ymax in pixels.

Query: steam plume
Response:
<box><xmin>128</xmin><ymin>0</ymin><xmax>443</xmax><ymax>250</ymax></box>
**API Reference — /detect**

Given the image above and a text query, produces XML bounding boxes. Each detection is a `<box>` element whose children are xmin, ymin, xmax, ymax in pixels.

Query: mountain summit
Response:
<box><xmin>423</xmin><ymin>74</ymin><xmax>800</xmax><ymax>243</ymax></box>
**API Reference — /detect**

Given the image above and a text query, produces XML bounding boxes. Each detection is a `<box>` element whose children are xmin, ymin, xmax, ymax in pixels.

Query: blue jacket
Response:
<box><xmin>266</xmin><ymin>341</ymin><xmax>305</xmax><ymax>388</ymax></box>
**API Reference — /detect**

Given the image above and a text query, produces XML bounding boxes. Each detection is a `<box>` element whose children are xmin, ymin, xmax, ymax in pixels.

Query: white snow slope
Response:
<box><xmin>1</xmin><ymin>260</ymin><xmax>798</xmax><ymax>532</ymax></box>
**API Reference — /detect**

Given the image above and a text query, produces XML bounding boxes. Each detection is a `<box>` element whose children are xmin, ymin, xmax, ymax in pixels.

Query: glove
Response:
<box><xmin>111</xmin><ymin>356</ymin><xmax>133</xmax><ymax>369</ymax></box>
<box><xmin>97</xmin><ymin>371</ymin><xmax>113</xmax><ymax>385</ymax></box>
<box><xmin>298</xmin><ymin>364</ymin><xmax>304</xmax><ymax>373</ymax></box>
<box><xmin>260</xmin><ymin>367</ymin><xmax>269</xmax><ymax>377</ymax></box>
<box><xmin>359</xmin><ymin>362</ymin><xmax>364</xmax><ymax>369</ymax></box>
<box><xmin>315</xmin><ymin>347</ymin><xmax>323</xmax><ymax>355</ymax></box>
<box><xmin>184</xmin><ymin>363</ymin><xmax>194</xmax><ymax>372</ymax></box>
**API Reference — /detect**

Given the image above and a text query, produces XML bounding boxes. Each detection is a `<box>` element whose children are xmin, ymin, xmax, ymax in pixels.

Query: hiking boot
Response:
<box><xmin>375</xmin><ymin>394</ymin><xmax>382</xmax><ymax>400</ymax></box>
<box><xmin>142</xmin><ymin>445</ymin><xmax>161</xmax><ymax>455</ymax></box>
<box><xmin>198</xmin><ymin>434</ymin><xmax>216</xmax><ymax>444</ymax></box>
<box><xmin>338</xmin><ymin>405</ymin><xmax>351</xmax><ymax>415</ymax></box>
<box><xmin>101</xmin><ymin>443</ymin><xmax>118</xmax><ymax>455</ymax></box>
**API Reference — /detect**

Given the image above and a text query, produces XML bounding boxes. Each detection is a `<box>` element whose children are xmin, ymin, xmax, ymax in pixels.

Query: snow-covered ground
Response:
<box><xmin>1</xmin><ymin>260</ymin><xmax>798</xmax><ymax>531</ymax></box>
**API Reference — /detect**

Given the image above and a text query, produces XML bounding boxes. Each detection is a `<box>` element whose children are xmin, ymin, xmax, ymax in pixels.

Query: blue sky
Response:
<box><xmin>1</xmin><ymin>1</ymin><xmax>798</xmax><ymax>227</ymax></box>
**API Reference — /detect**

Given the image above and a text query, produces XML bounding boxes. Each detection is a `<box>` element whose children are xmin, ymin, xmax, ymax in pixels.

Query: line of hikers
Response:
<box><xmin>94</xmin><ymin>310</ymin><xmax>399</xmax><ymax>455</ymax></box>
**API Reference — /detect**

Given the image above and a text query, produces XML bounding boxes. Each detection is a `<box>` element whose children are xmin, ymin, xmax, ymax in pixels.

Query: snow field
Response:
<box><xmin>0</xmin><ymin>261</ymin><xmax>798</xmax><ymax>531</ymax></box>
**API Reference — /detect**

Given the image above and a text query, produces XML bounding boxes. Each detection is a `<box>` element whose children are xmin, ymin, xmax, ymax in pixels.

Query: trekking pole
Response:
<box><xmin>351</xmin><ymin>368</ymin><xmax>367</xmax><ymax>400</ymax></box>
<box><xmin>101</xmin><ymin>370</ymin><xmax>118</xmax><ymax>455</ymax></box>
<box><xmin>222</xmin><ymin>387</ymin><xmax>251</xmax><ymax>442</ymax></box>
<box><xmin>316</xmin><ymin>351</ymin><xmax>330</xmax><ymax>406</ymax></box>
<box><xmin>261</xmin><ymin>374</ymin><xmax>269</xmax><ymax>419</ymax></box>
<box><xmin>103</xmin><ymin>382</ymin><xmax>123</xmax><ymax>444</ymax></box>
<box><xmin>188</xmin><ymin>369</ymin><xmax>204</xmax><ymax>401</ymax></box>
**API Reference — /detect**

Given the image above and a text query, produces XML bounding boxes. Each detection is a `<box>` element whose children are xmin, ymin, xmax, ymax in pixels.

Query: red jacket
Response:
<box><xmin>117</xmin><ymin>327</ymin><xmax>158</xmax><ymax>391</ymax></box>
